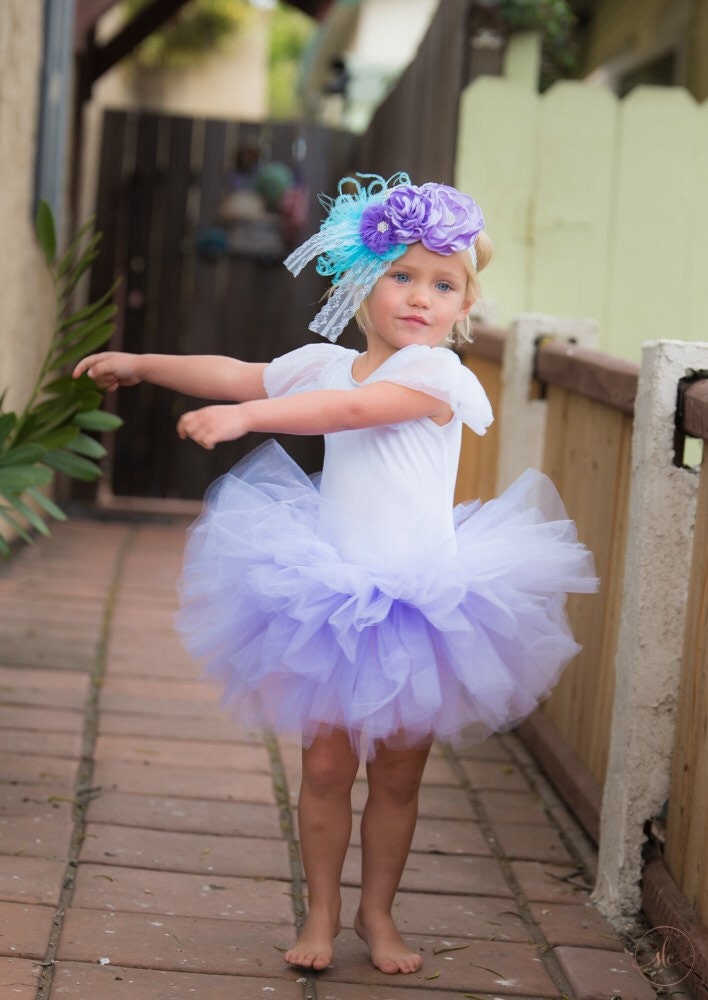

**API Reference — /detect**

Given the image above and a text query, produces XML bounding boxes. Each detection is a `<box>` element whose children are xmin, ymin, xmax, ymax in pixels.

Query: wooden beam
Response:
<box><xmin>90</xmin><ymin>0</ymin><xmax>194</xmax><ymax>82</ymax></box>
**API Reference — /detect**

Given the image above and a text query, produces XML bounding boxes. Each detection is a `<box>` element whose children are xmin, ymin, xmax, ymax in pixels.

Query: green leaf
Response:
<box><xmin>0</xmin><ymin>508</ymin><xmax>33</xmax><ymax>543</ymax></box>
<box><xmin>55</xmin><ymin>304</ymin><xmax>117</xmax><ymax>349</ymax></box>
<box><xmin>58</xmin><ymin>283</ymin><xmax>117</xmax><ymax>330</ymax></box>
<box><xmin>0</xmin><ymin>534</ymin><xmax>11</xmax><ymax>557</ymax></box>
<box><xmin>25</xmin><ymin>398</ymin><xmax>79</xmax><ymax>435</ymax></box>
<box><xmin>5</xmin><ymin>494</ymin><xmax>51</xmax><ymax>536</ymax></box>
<box><xmin>0</xmin><ymin>444</ymin><xmax>46</xmax><ymax>467</ymax></box>
<box><xmin>49</xmin><ymin>324</ymin><xmax>115</xmax><ymax>371</ymax></box>
<box><xmin>26</xmin><ymin>486</ymin><xmax>67</xmax><ymax>522</ymax></box>
<box><xmin>73</xmin><ymin>409</ymin><xmax>123</xmax><ymax>432</ymax></box>
<box><xmin>42</xmin><ymin>449</ymin><xmax>102</xmax><ymax>481</ymax></box>
<box><xmin>75</xmin><ymin>390</ymin><xmax>102</xmax><ymax>413</ymax></box>
<box><xmin>24</xmin><ymin>426</ymin><xmax>79</xmax><ymax>451</ymax></box>
<box><xmin>56</xmin><ymin>216</ymin><xmax>96</xmax><ymax>279</ymax></box>
<box><xmin>0</xmin><ymin>464</ymin><xmax>53</xmax><ymax>493</ymax></box>
<box><xmin>66</xmin><ymin>432</ymin><xmax>107</xmax><ymax>460</ymax></box>
<box><xmin>35</xmin><ymin>199</ymin><xmax>56</xmax><ymax>264</ymax></box>
<box><xmin>58</xmin><ymin>237</ymin><xmax>100</xmax><ymax>301</ymax></box>
<box><xmin>0</xmin><ymin>412</ymin><xmax>17</xmax><ymax>450</ymax></box>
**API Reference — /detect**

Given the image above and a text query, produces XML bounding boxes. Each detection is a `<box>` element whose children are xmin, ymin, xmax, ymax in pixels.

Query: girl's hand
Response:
<box><xmin>73</xmin><ymin>352</ymin><xmax>142</xmax><ymax>391</ymax></box>
<box><xmin>177</xmin><ymin>404</ymin><xmax>251</xmax><ymax>450</ymax></box>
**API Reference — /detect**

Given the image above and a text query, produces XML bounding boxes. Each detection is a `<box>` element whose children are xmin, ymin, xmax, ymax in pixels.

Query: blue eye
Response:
<box><xmin>436</xmin><ymin>281</ymin><xmax>453</xmax><ymax>292</ymax></box>
<box><xmin>392</xmin><ymin>272</ymin><xmax>410</xmax><ymax>283</ymax></box>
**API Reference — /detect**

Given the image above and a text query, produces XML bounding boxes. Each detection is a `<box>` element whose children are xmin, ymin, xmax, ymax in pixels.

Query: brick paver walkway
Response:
<box><xmin>0</xmin><ymin>517</ymin><xmax>660</xmax><ymax>999</ymax></box>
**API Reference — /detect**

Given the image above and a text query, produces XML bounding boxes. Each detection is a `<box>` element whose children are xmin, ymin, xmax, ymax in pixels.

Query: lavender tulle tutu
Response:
<box><xmin>176</xmin><ymin>441</ymin><xmax>598</xmax><ymax>754</ymax></box>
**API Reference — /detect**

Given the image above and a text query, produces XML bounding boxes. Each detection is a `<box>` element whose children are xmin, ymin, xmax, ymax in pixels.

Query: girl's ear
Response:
<box><xmin>456</xmin><ymin>294</ymin><xmax>475</xmax><ymax>322</ymax></box>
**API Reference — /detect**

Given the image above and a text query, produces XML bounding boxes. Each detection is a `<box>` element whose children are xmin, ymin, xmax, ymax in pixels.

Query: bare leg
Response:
<box><xmin>355</xmin><ymin>739</ymin><xmax>431</xmax><ymax>974</ymax></box>
<box><xmin>285</xmin><ymin>728</ymin><xmax>359</xmax><ymax>971</ymax></box>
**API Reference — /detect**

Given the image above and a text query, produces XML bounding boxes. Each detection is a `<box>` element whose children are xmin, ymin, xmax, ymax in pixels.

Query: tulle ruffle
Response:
<box><xmin>176</xmin><ymin>442</ymin><xmax>598</xmax><ymax>756</ymax></box>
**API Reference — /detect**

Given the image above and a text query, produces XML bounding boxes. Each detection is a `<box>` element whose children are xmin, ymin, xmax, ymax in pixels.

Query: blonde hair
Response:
<box><xmin>354</xmin><ymin>232</ymin><xmax>493</xmax><ymax>347</ymax></box>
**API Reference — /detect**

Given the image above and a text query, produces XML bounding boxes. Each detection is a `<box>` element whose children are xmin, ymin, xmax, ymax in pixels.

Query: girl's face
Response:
<box><xmin>363</xmin><ymin>243</ymin><xmax>474</xmax><ymax>353</ymax></box>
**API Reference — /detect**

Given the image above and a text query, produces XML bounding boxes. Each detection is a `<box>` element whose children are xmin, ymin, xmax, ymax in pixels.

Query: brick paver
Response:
<box><xmin>0</xmin><ymin>518</ymin><xmax>671</xmax><ymax>999</ymax></box>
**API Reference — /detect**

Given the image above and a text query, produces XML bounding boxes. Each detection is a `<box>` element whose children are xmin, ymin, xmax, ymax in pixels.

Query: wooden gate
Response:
<box><xmin>90</xmin><ymin>112</ymin><xmax>356</xmax><ymax>499</ymax></box>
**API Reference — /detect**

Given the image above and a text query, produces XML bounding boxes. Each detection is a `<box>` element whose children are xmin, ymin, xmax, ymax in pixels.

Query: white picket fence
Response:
<box><xmin>456</xmin><ymin>71</ymin><xmax>708</xmax><ymax>361</ymax></box>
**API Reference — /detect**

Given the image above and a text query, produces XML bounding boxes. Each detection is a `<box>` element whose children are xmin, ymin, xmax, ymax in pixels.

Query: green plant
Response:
<box><xmin>0</xmin><ymin>201</ymin><xmax>122</xmax><ymax>556</ymax></box>
<box><xmin>499</xmin><ymin>0</ymin><xmax>579</xmax><ymax>89</ymax></box>
<box><xmin>124</xmin><ymin>0</ymin><xmax>253</xmax><ymax>71</ymax></box>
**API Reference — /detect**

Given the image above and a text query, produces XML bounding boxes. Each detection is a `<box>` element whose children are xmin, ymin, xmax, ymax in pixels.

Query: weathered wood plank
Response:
<box><xmin>536</xmin><ymin>340</ymin><xmax>639</xmax><ymax>414</ymax></box>
<box><xmin>539</xmin><ymin>388</ymin><xmax>632</xmax><ymax>784</ymax></box>
<box><xmin>665</xmin><ymin>451</ymin><xmax>708</xmax><ymax>924</ymax></box>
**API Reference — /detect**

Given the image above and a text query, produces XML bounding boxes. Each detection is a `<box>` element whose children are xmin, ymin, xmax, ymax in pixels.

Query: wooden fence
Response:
<box><xmin>455</xmin><ymin>70</ymin><xmax>708</xmax><ymax>361</ymax></box>
<box><xmin>458</xmin><ymin>324</ymin><xmax>708</xmax><ymax>994</ymax></box>
<box><xmin>90</xmin><ymin>111</ymin><xmax>357</xmax><ymax>499</ymax></box>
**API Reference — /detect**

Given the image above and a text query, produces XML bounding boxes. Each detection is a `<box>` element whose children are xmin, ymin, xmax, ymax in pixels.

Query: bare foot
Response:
<box><xmin>354</xmin><ymin>909</ymin><xmax>422</xmax><ymax>974</ymax></box>
<box><xmin>284</xmin><ymin>907</ymin><xmax>340</xmax><ymax>971</ymax></box>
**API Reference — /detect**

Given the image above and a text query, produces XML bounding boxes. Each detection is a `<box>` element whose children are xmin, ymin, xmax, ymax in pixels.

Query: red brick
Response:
<box><xmin>477</xmin><ymin>790</ymin><xmax>550</xmax><ymax>824</ymax></box>
<box><xmin>99</xmin><ymin>677</ymin><xmax>218</xmax><ymax>704</ymax></box>
<box><xmin>0</xmin><ymin>730</ymin><xmax>82</xmax><ymax>759</ymax></box>
<box><xmin>57</xmin><ymin>909</ymin><xmax>296</xmax><ymax>974</ymax></box>
<box><xmin>529</xmin><ymin>901</ymin><xmax>625</xmax><ymax>950</ymax></box>
<box><xmin>0</xmin><ymin>754</ymin><xmax>79</xmax><ymax>788</ymax></box>
<box><xmin>317</xmin><ymin>932</ymin><xmax>558</xmax><ymax>996</ymax></box>
<box><xmin>0</xmin><ymin>956</ymin><xmax>42</xmax><ymax>998</ymax></box>
<box><xmin>93</xmin><ymin>734</ymin><xmax>270</xmax><ymax>771</ymax></box>
<box><xmin>92</xmin><ymin>761</ymin><xmax>276</xmax><ymax>803</ymax></box>
<box><xmin>97</xmin><ymin>711</ymin><xmax>255</xmax><ymax>742</ymax></box>
<box><xmin>0</xmin><ymin>857</ymin><xmax>66</xmax><ymax>906</ymax></box>
<box><xmin>340</xmin><ymin>848</ymin><xmax>513</xmax><ymax>898</ymax></box>
<box><xmin>511</xmin><ymin>861</ymin><xmax>593</xmax><ymax>904</ymax></box>
<box><xmin>0</xmin><ymin>815</ymin><xmax>73</xmax><ymax>859</ymax></box>
<box><xmin>492</xmin><ymin>822</ymin><xmax>575</xmax><ymax>864</ymax></box>
<box><xmin>85</xmin><ymin>791</ymin><xmax>282</xmax><ymax>838</ymax></box>
<box><xmin>452</xmin><ymin>735</ymin><xmax>513</xmax><ymax>761</ymax></box>
<box><xmin>0</xmin><ymin>785</ymin><xmax>74</xmax><ymax>822</ymax></box>
<box><xmin>0</xmin><ymin>667</ymin><xmax>89</xmax><ymax>710</ymax></box>
<box><xmin>555</xmin><ymin>945</ymin><xmax>656</xmax><ymax>1000</ymax></box>
<box><xmin>80</xmin><ymin>824</ymin><xmax>291</xmax><ymax>880</ymax></box>
<box><xmin>339</xmin><ymin>886</ymin><xmax>532</xmax><ymax>942</ymax></box>
<box><xmin>410</xmin><ymin>816</ymin><xmax>490</xmax><ymax>856</ymax></box>
<box><xmin>0</xmin><ymin>901</ymin><xmax>55</xmax><ymax>958</ymax></box>
<box><xmin>459</xmin><ymin>759</ymin><xmax>529</xmax><ymax>792</ymax></box>
<box><xmin>71</xmin><ymin>864</ymin><xmax>293</xmax><ymax>923</ymax></box>
<box><xmin>314</xmin><ymin>984</ymin><xmax>485</xmax><ymax>1000</ymax></box>
<box><xmin>50</xmin><ymin>963</ymin><xmax>304</xmax><ymax>999</ymax></box>
<box><xmin>0</xmin><ymin>706</ymin><xmax>83</xmax><ymax>734</ymax></box>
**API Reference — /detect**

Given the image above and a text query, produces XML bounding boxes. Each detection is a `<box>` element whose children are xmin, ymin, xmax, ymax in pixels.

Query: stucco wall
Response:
<box><xmin>0</xmin><ymin>0</ymin><xmax>54</xmax><ymax>414</ymax></box>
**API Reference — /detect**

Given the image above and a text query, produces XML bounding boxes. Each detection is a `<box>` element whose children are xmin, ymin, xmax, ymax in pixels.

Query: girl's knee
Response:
<box><xmin>302</xmin><ymin>736</ymin><xmax>358</xmax><ymax>798</ymax></box>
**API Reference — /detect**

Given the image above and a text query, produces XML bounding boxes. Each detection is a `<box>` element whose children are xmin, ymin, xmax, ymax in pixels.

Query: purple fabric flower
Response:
<box><xmin>386</xmin><ymin>185</ymin><xmax>431</xmax><ymax>242</ymax></box>
<box><xmin>359</xmin><ymin>202</ymin><xmax>397</xmax><ymax>254</ymax></box>
<box><xmin>420</xmin><ymin>183</ymin><xmax>484</xmax><ymax>254</ymax></box>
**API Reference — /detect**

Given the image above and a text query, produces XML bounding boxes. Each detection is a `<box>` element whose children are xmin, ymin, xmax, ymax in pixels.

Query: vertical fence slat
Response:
<box><xmin>530</xmin><ymin>83</ymin><xmax>617</xmax><ymax>324</ymax></box>
<box><xmin>539</xmin><ymin>389</ymin><xmax>632</xmax><ymax>784</ymax></box>
<box><xmin>455</xmin><ymin>355</ymin><xmax>502</xmax><ymax>503</ymax></box>
<box><xmin>605</xmin><ymin>87</ymin><xmax>697</xmax><ymax>357</ymax></box>
<box><xmin>665</xmin><ymin>450</ymin><xmax>708</xmax><ymax>926</ymax></box>
<box><xmin>456</xmin><ymin>77</ymin><xmax>539</xmax><ymax>325</ymax></box>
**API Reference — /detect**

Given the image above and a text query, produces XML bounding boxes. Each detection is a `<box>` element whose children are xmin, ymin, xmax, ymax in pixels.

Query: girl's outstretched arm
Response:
<box><xmin>73</xmin><ymin>352</ymin><xmax>268</xmax><ymax>402</ymax></box>
<box><xmin>178</xmin><ymin>381</ymin><xmax>451</xmax><ymax>449</ymax></box>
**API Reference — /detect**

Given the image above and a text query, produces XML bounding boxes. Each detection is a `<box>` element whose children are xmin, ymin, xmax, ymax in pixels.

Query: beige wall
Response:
<box><xmin>0</xmin><ymin>0</ymin><xmax>54</xmax><ymax>413</ymax></box>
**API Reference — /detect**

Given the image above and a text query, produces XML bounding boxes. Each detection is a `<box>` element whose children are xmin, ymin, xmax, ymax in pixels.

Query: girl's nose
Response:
<box><xmin>408</xmin><ymin>282</ymin><xmax>431</xmax><ymax>306</ymax></box>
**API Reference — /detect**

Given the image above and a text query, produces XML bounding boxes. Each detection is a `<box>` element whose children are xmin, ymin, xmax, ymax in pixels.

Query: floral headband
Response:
<box><xmin>284</xmin><ymin>172</ymin><xmax>484</xmax><ymax>342</ymax></box>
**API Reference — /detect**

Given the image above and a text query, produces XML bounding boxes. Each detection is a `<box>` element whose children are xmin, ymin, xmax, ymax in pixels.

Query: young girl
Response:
<box><xmin>74</xmin><ymin>173</ymin><xmax>597</xmax><ymax>977</ymax></box>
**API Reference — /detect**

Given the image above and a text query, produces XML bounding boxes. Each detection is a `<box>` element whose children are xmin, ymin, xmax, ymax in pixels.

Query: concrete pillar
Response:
<box><xmin>594</xmin><ymin>339</ymin><xmax>708</xmax><ymax>927</ymax></box>
<box><xmin>495</xmin><ymin>313</ymin><xmax>597</xmax><ymax>490</ymax></box>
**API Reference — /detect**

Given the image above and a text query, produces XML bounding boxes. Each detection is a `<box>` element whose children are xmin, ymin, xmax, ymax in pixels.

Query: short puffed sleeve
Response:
<box><xmin>263</xmin><ymin>343</ymin><xmax>350</xmax><ymax>398</ymax></box>
<box><xmin>367</xmin><ymin>344</ymin><xmax>493</xmax><ymax>435</ymax></box>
